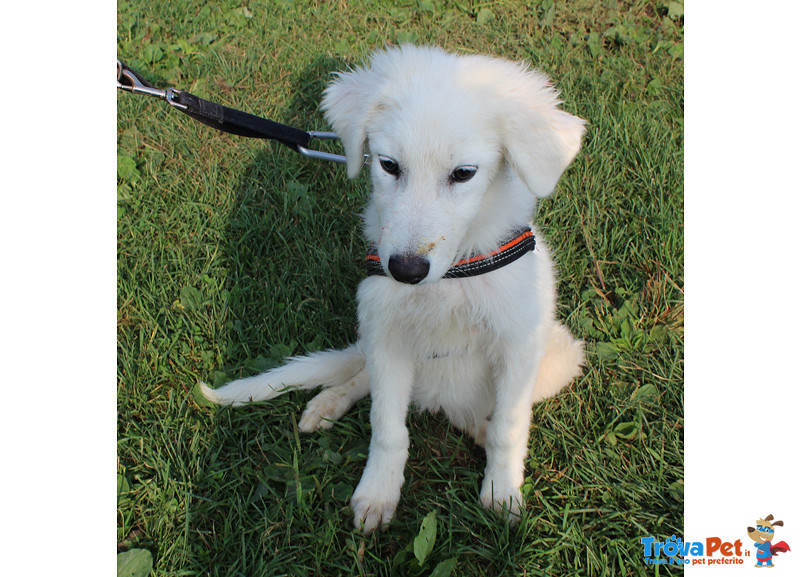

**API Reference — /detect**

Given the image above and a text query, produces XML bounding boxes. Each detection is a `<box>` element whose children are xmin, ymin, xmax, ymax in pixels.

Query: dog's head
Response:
<box><xmin>747</xmin><ymin>514</ymin><xmax>784</xmax><ymax>543</ymax></box>
<box><xmin>322</xmin><ymin>45</ymin><xmax>585</xmax><ymax>284</ymax></box>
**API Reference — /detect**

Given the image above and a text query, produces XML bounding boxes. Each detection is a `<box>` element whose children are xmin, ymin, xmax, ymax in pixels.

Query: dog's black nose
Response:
<box><xmin>388</xmin><ymin>254</ymin><xmax>430</xmax><ymax>284</ymax></box>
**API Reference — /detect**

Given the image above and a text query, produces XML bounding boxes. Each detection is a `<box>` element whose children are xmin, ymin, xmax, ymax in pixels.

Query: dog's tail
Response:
<box><xmin>531</xmin><ymin>322</ymin><xmax>585</xmax><ymax>403</ymax></box>
<box><xmin>198</xmin><ymin>344</ymin><xmax>366</xmax><ymax>406</ymax></box>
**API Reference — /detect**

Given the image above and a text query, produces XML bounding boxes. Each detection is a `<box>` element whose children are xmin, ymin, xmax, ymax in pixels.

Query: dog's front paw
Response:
<box><xmin>479</xmin><ymin>476</ymin><xmax>524</xmax><ymax>522</ymax></box>
<box><xmin>350</xmin><ymin>470</ymin><xmax>403</xmax><ymax>533</ymax></box>
<box><xmin>350</xmin><ymin>463</ymin><xmax>403</xmax><ymax>534</ymax></box>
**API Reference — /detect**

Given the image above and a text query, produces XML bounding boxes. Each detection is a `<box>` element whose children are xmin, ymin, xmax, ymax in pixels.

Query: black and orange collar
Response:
<box><xmin>365</xmin><ymin>226</ymin><xmax>536</xmax><ymax>279</ymax></box>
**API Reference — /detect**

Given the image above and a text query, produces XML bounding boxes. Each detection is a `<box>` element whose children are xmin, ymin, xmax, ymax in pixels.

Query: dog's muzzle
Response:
<box><xmin>387</xmin><ymin>254</ymin><xmax>430</xmax><ymax>284</ymax></box>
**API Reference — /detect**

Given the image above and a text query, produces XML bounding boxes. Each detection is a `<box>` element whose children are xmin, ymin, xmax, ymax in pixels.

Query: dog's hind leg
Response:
<box><xmin>531</xmin><ymin>322</ymin><xmax>584</xmax><ymax>403</ymax></box>
<box><xmin>298</xmin><ymin>366</ymin><xmax>370</xmax><ymax>431</ymax></box>
<box><xmin>199</xmin><ymin>344</ymin><xmax>366</xmax><ymax>406</ymax></box>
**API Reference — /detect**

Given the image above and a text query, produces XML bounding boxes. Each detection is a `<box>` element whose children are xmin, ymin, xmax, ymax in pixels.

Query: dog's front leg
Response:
<box><xmin>350</xmin><ymin>337</ymin><xmax>414</xmax><ymax>533</ymax></box>
<box><xmin>480</xmin><ymin>337</ymin><xmax>544</xmax><ymax>520</ymax></box>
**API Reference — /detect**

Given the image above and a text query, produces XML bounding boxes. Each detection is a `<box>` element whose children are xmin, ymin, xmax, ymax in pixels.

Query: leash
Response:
<box><xmin>365</xmin><ymin>227</ymin><xmax>536</xmax><ymax>279</ymax></box>
<box><xmin>117</xmin><ymin>60</ymin><xmax>347</xmax><ymax>163</ymax></box>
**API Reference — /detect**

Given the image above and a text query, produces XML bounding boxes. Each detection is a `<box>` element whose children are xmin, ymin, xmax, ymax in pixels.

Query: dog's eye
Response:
<box><xmin>378</xmin><ymin>156</ymin><xmax>401</xmax><ymax>178</ymax></box>
<box><xmin>450</xmin><ymin>166</ymin><xmax>477</xmax><ymax>183</ymax></box>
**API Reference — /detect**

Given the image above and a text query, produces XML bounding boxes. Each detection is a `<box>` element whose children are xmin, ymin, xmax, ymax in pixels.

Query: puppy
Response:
<box><xmin>201</xmin><ymin>45</ymin><xmax>585</xmax><ymax>533</ymax></box>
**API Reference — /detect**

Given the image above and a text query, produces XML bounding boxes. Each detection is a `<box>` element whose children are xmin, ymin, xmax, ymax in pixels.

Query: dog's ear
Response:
<box><xmin>499</xmin><ymin>68</ymin><xmax>585</xmax><ymax>198</ymax></box>
<box><xmin>321</xmin><ymin>67</ymin><xmax>379</xmax><ymax>179</ymax></box>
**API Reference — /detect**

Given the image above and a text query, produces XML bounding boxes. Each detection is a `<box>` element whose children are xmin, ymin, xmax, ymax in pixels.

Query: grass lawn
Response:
<box><xmin>117</xmin><ymin>1</ymin><xmax>684</xmax><ymax>575</ymax></box>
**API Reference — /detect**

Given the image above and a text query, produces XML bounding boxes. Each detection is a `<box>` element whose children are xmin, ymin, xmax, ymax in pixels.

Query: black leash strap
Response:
<box><xmin>171</xmin><ymin>90</ymin><xmax>311</xmax><ymax>150</ymax></box>
<box><xmin>117</xmin><ymin>60</ymin><xmax>346</xmax><ymax>163</ymax></box>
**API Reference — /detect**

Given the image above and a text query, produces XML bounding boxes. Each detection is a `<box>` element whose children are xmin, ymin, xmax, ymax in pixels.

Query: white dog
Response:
<box><xmin>200</xmin><ymin>45</ymin><xmax>586</xmax><ymax>534</ymax></box>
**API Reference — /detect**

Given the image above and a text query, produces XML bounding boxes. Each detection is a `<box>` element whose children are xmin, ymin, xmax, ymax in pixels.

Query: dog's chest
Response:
<box><xmin>359</xmin><ymin>276</ymin><xmax>500</xmax><ymax>417</ymax></box>
<box><xmin>358</xmin><ymin>275</ymin><xmax>509</xmax><ymax>359</ymax></box>
<box><xmin>393</xmin><ymin>280</ymin><xmax>488</xmax><ymax>359</ymax></box>
<box><xmin>408</xmin><ymin>298</ymin><xmax>494</xmax><ymax>417</ymax></box>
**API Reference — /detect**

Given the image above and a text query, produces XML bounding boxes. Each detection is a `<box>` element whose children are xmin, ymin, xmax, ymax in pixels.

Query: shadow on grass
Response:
<box><xmin>192</xmin><ymin>56</ymin><xmax>381</xmax><ymax>572</ymax></box>
<box><xmin>217</xmin><ymin>55</ymin><xmax>365</xmax><ymax>382</ymax></box>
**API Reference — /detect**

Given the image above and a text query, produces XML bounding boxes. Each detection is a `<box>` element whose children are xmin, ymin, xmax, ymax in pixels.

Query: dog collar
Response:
<box><xmin>365</xmin><ymin>226</ymin><xmax>536</xmax><ymax>279</ymax></box>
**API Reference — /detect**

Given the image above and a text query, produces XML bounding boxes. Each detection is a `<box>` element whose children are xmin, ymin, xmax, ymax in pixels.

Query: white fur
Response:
<box><xmin>200</xmin><ymin>45</ymin><xmax>586</xmax><ymax>533</ymax></box>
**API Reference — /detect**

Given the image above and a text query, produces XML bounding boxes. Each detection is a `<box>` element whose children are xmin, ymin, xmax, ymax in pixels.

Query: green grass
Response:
<box><xmin>117</xmin><ymin>1</ymin><xmax>684</xmax><ymax>575</ymax></box>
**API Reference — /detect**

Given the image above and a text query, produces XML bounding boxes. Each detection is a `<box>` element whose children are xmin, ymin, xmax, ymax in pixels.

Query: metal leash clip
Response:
<box><xmin>117</xmin><ymin>60</ymin><xmax>186</xmax><ymax>110</ymax></box>
<box><xmin>299</xmin><ymin>132</ymin><xmax>348</xmax><ymax>163</ymax></box>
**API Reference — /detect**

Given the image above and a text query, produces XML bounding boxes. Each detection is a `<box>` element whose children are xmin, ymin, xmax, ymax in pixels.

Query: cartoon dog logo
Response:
<box><xmin>747</xmin><ymin>514</ymin><xmax>791</xmax><ymax>568</ymax></box>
